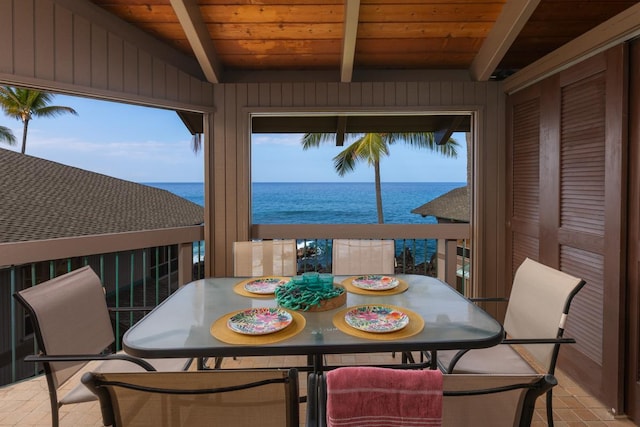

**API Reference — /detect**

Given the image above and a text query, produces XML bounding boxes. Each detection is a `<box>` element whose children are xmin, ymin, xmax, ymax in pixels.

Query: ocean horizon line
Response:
<box><xmin>141</xmin><ymin>181</ymin><xmax>467</xmax><ymax>185</ymax></box>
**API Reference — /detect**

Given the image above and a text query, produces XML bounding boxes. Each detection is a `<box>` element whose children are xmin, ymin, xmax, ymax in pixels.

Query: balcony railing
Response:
<box><xmin>0</xmin><ymin>222</ymin><xmax>470</xmax><ymax>388</ymax></box>
<box><xmin>0</xmin><ymin>225</ymin><xmax>204</xmax><ymax>387</ymax></box>
<box><xmin>254</xmin><ymin>223</ymin><xmax>471</xmax><ymax>291</ymax></box>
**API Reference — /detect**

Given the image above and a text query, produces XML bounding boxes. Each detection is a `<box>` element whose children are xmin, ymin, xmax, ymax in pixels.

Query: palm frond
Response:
<box><xmin>0</xmin><ymin>86</ymin><xmax>78</xmax><ymax>154</ymax></box>
<box><xmin>333</xmin><ymin>142</ymin><xmax>360</xmax><ymax>176</ymax></box>
<box><xmin>354</xmin><ymin>133</ymin><xmax>389</xmax><ymax>165</ymax></box>
<box><xmin>301</xmin><ymin>130</ymin><xmax>460</xmax><ymax>177</ymax></box>
<box><xmin>191</xmin><ymin>133</ymin><xmax>203</xmax><ymax>153</ymax></box>
<box><xmin>0</xmin><ymin>126</ymin><xmax>16</xmax><ymax>145</ymax></box>
<box><xmin>301</xmin><ymin>133</ymin><xmax>336</xmax><ymax>149</ymax></box>
<box><xmin>34</xmin><ymin>105</ymin><xmax>78</xmax><ymax>118</ymax></box>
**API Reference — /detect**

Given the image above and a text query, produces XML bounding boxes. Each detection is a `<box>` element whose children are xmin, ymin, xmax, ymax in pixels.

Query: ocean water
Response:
<box><xmin>144</xmin><ymin>181</ymin><xmax>465</xmax><ymax>266</ymax></box>
<box><xmin>145</xmin><ymin>182</ymin><xmax>465</xmax><ymax>225</ymax></box>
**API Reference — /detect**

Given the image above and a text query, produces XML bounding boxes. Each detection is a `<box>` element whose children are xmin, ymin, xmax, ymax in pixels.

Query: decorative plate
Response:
<box><xmin>243</xmin><ymin>277</ymin><xmax>288</xmax><ymax>295</ymax></box>
<box><xmin>344</xmin><ymin>305</ymin><xmax>409</xmax><ymax>333</ymax></box>
<box><xmin>227</xmin><ymin>308</ymin><xmax>293</xmax><ymax>335</ymax></box>
<box><xmin>351</xmin><ymin>275</ymin><xmax>399</xmax><ymax>291</ymax></box>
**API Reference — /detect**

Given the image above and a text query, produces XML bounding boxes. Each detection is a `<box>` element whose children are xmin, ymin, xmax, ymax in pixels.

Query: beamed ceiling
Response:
<box><xmin>74</xmin><ymin>0</ymin><xmax>639</xmax><ymax>136</ymax></box>
<box><xmin>87</xmin><ymin>0</ymin><xmax>640</xmax><ymax>84</ymax></box>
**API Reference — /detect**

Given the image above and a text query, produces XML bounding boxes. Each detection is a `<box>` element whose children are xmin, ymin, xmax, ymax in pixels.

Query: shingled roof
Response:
<box><xmin>0</xmin><ymin>148</ymin><xmax>203</xmax><ymax>243</ymax></box>
<box><xmin>411</xmin><ymin>186</ymin><xmax>469</xmax><ymax>223</ymax></box>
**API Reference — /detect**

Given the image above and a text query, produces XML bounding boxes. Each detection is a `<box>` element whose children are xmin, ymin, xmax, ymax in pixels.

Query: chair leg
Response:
<box><xmin>51</xmin><ymin>402</ymin><xmax>59</xmax><ymax>427</ymax></box>
<box><xmin>306</xmin><ymin>373</ymin><xmax>317</xmax><ymax>427</ymax></box>
<box><xmin>546</xmin><ymin>389</ymin><xmax>554</xmax><ymax>427</ymax></box>
<box><xmin>214</xmin><ymin>357</ymin><xmax>224</xmax><ymax>369</ymax></box>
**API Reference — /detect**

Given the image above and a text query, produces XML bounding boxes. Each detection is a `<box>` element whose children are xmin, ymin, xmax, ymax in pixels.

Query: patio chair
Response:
<box><xmin>81</xmin><ymin>368</ymin><xmax>300</xmax><ymax>427</ymax></box>
<box><xmin>331</xmin><ymin>238</ymin><xmax>406</xmax><ymax>360</ymax></box>
<box><xmin>331</xmin><ymin>238</ymin><xmax>395</xmax><ymax>275</ymax></box>
<box><xmin>435</xmin><ymin>257</ymin><xmax>586</xmax><ymax>427</ymax></box>
<box><xmin>202</xmin><ymin>239</ymin><xmax>296</xmax><ymax>369</ymax></box>
<box><xmin>233</xmin><ymin>239</ymin><xmax>297</xmax><ymax>277</ymax></box>
<box><xmin>13</xmin><ymin>266</ymin><xmax>192</xmax><ymax>427</ymax></box>
<box><xmin>315</xmin><ymin>366</ymin><xmax>556</xmax><ymax>427</ymax></box>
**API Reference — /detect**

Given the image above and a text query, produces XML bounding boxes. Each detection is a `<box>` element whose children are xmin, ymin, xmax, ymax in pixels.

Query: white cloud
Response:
<box><xmin>252</xmin><ymin>133</ymin><xmax>303</xmax><ymax>146</ymax></box>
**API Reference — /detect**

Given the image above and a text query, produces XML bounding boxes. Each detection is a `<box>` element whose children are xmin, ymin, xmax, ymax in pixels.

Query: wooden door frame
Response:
<box><xmin>625</xmin><ymin>38</ymin><xmax>640</xmax><ymax>421</ymax></box>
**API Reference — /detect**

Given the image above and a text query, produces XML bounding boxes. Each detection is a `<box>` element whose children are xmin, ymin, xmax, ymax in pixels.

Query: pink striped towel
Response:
<box><xmin>325</xmin><ymin>366</ymin><xmax>443</xmax><ymax>427</ymax></box>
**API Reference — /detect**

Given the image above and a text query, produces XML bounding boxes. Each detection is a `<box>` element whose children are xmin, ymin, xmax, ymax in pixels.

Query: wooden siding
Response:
<box><xmin>506</xmin><ymin>45</ymin><xmax>627</xmax><ymax>412</ymax></box>
<box><xmin>206</xmin><ymin>80</ymin><xmax>507</xmax><ymax>311</ymax></box>
<box><xmin>0</xmin><ymin>0</ymin><xmax>214</xmax><ymax>111</ymax></box>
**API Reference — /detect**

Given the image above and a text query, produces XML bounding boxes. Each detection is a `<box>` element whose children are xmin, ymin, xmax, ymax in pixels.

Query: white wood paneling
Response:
<box><xmin>0</xmin><ymin>0</ymin><xmax>214</xmax><ymax>111</ymax></box>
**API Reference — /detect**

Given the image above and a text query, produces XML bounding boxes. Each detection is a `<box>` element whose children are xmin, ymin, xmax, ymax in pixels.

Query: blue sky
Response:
<box><xmin>1</xmin><ymin>94</ymin><xmax>468</xmax><ymax>183</ymax></box>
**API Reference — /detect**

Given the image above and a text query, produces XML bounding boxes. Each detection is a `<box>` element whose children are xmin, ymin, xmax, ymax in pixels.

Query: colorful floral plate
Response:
<box><xmin>243</xmin><ymin>277</ymin><xmax>288</xmax><ymax>295</ymax></box>
<box><xmin>227</xmin><ymin>308</ymin><xmax>293</xmax><ymax>335</ymax></box>
<box><xmin>351</xmin><ymin>275</ymin><xmax>399</xmax><ymax>291</ymax></box>
<box><xmin>344</xmin><ymin>305</ymin><xmax>409</xmax><ymax>333</ymax></box>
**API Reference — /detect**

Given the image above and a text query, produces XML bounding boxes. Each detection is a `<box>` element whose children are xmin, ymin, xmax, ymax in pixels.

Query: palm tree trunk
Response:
<box><xmin>20</xmin><ymin>119</ymin><xmax>29</xmax><ymax>154</ymax></box>
<box><xmin>374</xmin><ymin>160</ymin><xmax>384</xmax><ymax>223</ymax></box>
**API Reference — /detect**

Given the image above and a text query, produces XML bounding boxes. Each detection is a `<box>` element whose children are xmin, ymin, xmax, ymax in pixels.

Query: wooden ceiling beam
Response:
<box><xmin>504</xmin><ymin>2</ymin><xmax>640</xmax><ymax>94</ymax></box>
<box><xmin>341</xmin><ymin>0</ymin><xmax>360</xmax><ymax>83</ymax></box>
<box><xmin>434</xmin><ymin>116</ymin><xmax>465</xmax><ymax>146</ymax></box>
<box><xmin>169</xmin><ymin>0</ymin><xmax>223</xmax><ymax>84</ymax></box>
<box><xmin>470</xmin><ymin>0</ymin><xmax>541</xmax><ymax>81</ymax></box>
<box><xmin>336</xmin><ymin>116</ymin><xmax>348</xmax><ymax>146</ymax></box>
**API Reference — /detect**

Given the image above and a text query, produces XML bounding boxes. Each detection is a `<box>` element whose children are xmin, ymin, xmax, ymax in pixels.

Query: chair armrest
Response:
<box><xmin>24</xmin><ymin>353</ymin><xmax>157</xmax><ymax>371</ymax></box>
<box><xmin>469</xmin><ymin>297</ymin><xmax>509</xmax><ymax>303</ymax></box>
<box><xmin>503</xmin><ymin>337</ymin><xmax>576</xmax><ymax>345</ymax></box>
<box><xmin>444</xmin><ymin>337</ymin><xmax>576</xmax><ymax>373</ymax></box>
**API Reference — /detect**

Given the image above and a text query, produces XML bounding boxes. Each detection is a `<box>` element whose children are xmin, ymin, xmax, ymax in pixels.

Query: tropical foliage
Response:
<box><xmin>0</xmin><ymin>86</ymin><xmax>78</xmax><ymax>154</ymax></box>
<box><xmin>0</xmin><ymin>125</ymin><xmax>15</xmax><ymax>146</ymax></box>
<box><xmin>301</xmin><ymin>132</ymin><xmax>459</xmax><ymax>223</ymax></box>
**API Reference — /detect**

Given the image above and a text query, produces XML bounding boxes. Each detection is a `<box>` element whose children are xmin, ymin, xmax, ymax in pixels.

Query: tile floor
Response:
<box><xmin>0</xmin><ymin>352</ymin><xmax>636</xmax><ymax>426</ymax></box>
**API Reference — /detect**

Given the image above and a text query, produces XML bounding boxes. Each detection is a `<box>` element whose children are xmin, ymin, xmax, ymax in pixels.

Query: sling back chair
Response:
<box><xmin>203</xmin><ymin>239</ymin><xmax>297</xmax><ymax>369</ymax></box>
<box><xmin>314</xmin><ymin>366</ymin><xmax>556</xmax><ymax>427</ymax></box>
<box><xmin>435</xmin><ymin>257</ymin><xmax>586</xmax><ymax>427</ymax></box>
<box><xmin>233</xmin><ymin>239</ymin><xmax>297</xmax><ymax>277</ymax></box>
<box><xmin>332</xmin><ymin>239</ymin><xmax>408</xmax><ymax>361</ymax></box>
<box><xmin>81</xmin><ymin>368</ymin><xmax>300</xmax><ymax>427</ymax></box>
<box><xmin>331</xmin><ymin>239</ymin><xmax>395</xmax><ymax>275</ymax></box>
<box><xmin>13</xmin><ymin>266</ymin><xmax>192</xmax><ymax>427</ymax></box>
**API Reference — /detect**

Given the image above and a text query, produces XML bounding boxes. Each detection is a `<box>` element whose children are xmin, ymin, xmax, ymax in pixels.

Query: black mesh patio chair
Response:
<box><xmin>13</xmin><ymin>265</ymin><xmax>192</xmax><ymax>427</ymax></box>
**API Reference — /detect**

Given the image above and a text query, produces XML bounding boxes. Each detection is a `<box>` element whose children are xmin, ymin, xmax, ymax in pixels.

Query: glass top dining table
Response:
<box><xmin>123</xmin><ymin>274</ymin><xmax>503</xmax><ymax>370</ymax></box>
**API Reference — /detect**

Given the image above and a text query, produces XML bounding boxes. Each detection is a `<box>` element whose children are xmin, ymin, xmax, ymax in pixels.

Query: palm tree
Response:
<box><xmin>0</xmin><ymin>87</ymin><xmax>78</xmax><ymax>154</ymax></box>
<box><xmin>0</xmin><ymin>125</ymin><xmax>15</xmax><ymax>146</ymax></box>
<box><xmin>301</xmin><ymin>132</ymin><xmax>459</xmax><ymax>223</ymax></box>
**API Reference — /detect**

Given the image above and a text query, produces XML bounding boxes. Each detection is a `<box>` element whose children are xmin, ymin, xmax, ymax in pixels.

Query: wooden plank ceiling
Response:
<box><xmin>89</xmin><ymin>0</ymin><xmax>638</xmax><ymax>83</ymax></box>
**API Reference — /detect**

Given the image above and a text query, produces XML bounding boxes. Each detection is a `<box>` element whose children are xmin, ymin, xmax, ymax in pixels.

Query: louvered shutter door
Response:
<box><xmin>507</xmin><ymin>46</ymin><xmax>626</xmax><ymax>408</ymax></box>
<box><xmin>508</xmin><ymin>94</ymin><xmax>541</xmax><ymax>277</ymax></box>
<box><xmin>558</xmin><ymin>73</ymin><xmax>606</xmax><ymax>365</ymax></box>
